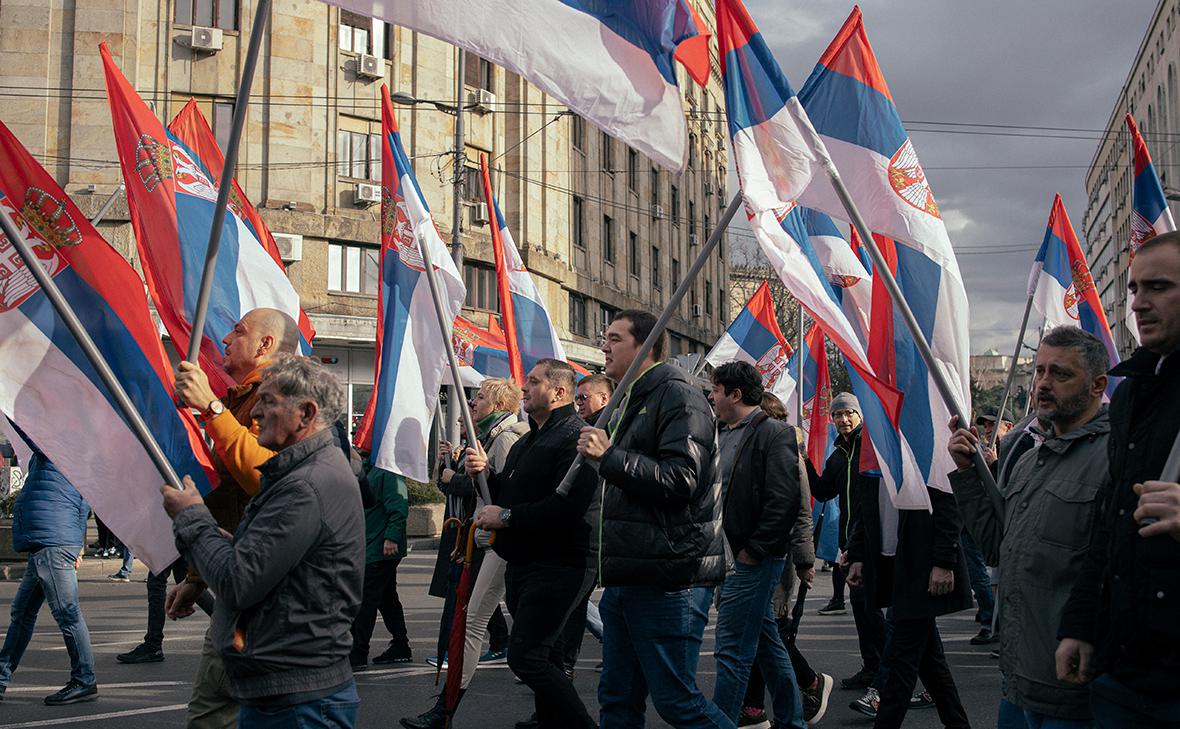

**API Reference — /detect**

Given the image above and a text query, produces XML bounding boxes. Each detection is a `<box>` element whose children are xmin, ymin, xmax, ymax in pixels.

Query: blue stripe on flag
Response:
<box><xmin>1134</xmin><ymin>166</ymin><xmax>1168</xmax><ymax>224</ymax></box>
<box><xmin>369</xmin><ymin>259</ymin><xmax>420</xmax><ymax>459</ymax></box>
<box><xmin>725</xmin><ymin>306</ymin><xmax>779</xmax><ymax>363</ymax></box>
<box><xmin>511</xmin><ymin>292</ymin><xmax>561</xmax><ymax>373</ymax></box>
<box><xmin>797</xmin><ymin>66</ymin><xmax>906</xmax><ymax>161</ymax></box>
<box><xmin>558</xmin><ymin>0</ymin><xmax>693</xmax><ymax>86</ymax></box>
<box><xmin>723</xmin><ymin>33</ymin><xmax>797</xmax><ymax>137</ymax></box>
<box><xmin>174</xmin><ymin>188</ymin><xmax>244</xmax><ymax>346</ymax></box>
<box><xmin>1033</xmin><ymin>230</ymin><xmax>1073</xmax><ymax>291</ymax></box>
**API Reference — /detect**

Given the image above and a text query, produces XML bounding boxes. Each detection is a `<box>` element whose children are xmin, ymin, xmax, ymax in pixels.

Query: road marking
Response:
<box><xmin>0</xmin><ymin>703</ymin><xmax>186</xmax><ymax>728</ymax></box>
<box><xmin>5</xmin><ymin>681</ymin><xmax>186</xmax><ymax>693</ymax></box>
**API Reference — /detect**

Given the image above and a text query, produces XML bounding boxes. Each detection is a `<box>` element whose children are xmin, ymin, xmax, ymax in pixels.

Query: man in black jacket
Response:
<box><xmin>471</xmin><ymin>359</ymin><xmax>599</xmax><ymax>729</ymax></box>
<box><xmin>1057</xmin><ymin>231</ymin><xmax>1180</xmax><ymax>726</ymax></box>
<box><xmin>577</xmin><ymin>309</ymin><xmax>732</xmax><ymax>729</ymax></box>
<box><xmin>707</xmin><ymin>362</ymin><xmax>810</xmax><ymax>728</ymax></box>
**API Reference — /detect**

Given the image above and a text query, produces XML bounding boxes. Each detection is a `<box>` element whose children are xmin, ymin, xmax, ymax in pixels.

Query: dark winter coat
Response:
<box><xmin>12</xmin><ymin>450</ymin><xmax>89</xmax><ymax>553</ymax></box>
<box><xmin>807</xmin><ymin>426</ymin><xmax>874</xmax><ymax>550</ymax></box>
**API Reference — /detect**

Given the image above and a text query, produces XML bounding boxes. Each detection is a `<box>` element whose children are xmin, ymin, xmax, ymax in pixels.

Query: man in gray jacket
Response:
<box><xmin>161</xmin><ymin>355</ymin><xmax>364</xmax><ymax>727</ymax></box>
<box><xmin>947</xmin><ymin>326</ymin><xmax>1110</xmax><ymax>728</ymax></box>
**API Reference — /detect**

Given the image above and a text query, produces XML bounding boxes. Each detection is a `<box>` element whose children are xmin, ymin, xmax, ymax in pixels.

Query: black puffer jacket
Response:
<box><xmin>807</xmin><ymin>426</ymin><xmax>873</xmax><ymax>549</ymax></box>
<box><xmin>598</xmin><ymin>363</ymin><xmax>728</xmax><ymax>589</ymax></box>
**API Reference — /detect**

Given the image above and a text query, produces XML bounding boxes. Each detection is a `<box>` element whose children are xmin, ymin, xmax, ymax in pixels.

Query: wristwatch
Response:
<box><xmin>204</xmin><ymin>399</ymin><xmax>226</xmax><ymax>418</ymax></box>
<box><xmin>499</xmin><ymin>508</ymin><xmax>512</xmax><ymax>527</ymax></box>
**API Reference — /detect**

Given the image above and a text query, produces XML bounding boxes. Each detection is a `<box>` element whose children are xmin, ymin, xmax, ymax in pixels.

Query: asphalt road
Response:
<box><xmin>0</xmin><ymin>547</ymin><xmax>1001</xmax><ymax>728</ymax></box>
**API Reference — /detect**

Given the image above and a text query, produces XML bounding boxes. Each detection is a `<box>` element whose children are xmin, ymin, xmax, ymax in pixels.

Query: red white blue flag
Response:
<box><xmin>479</xmin><ymin>156</ymin><xmax>565</xmax><ymax>386</ymax></box>
<box><xmin>100</xmin><ymin>43</ymin><xmax>310</xmax><ymax>395</ymax></box>
<box><xmin>327</xmin><ymin>0</ymin><xmax>711</xmax><ymax>172</ymax></box>
<box><xmin>1125</xmin><ymin>113</ymin><xmax>1176</xmax><ymax>341</ymax></box>
<box><xmin>785</xmin><ymin>323</ymin><xmax>835</xmax><ymax>470</ymax></box>
<box><xmin>0</xmin><ymin>119</ymin><xmax>214</xmax><ymax>573</ymax></box>
<box><xmin>702</xmin><ymin>281</ymin><xmax>796</xmax><ymax>402</ymax></box>
<box><xmin>453</xmin><ymin>315</ymin><xmax>512</xmax><ymax>387</ymax></box>
<box><xmin>1028</xmin><ymin>194</ymin><xmax>1119</xmax><ymax>397</ymax></box>
<box><xmin>354</xmin><ymin>85</ymin><xmax>466</xmax><ymax>481</ymax></box>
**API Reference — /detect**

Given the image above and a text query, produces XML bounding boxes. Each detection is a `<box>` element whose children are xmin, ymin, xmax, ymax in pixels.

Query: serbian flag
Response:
<box><xmin>702</xmin><ymin>281</ymin><xmax>796</xmax><ymax>402</ymax></box>
<box><xmin>1028</xmin><ymin>194</ymin><xmax>1119</xmax><ymax>397</ymax></box>
<box><xmin>326</xmin><ymin>0</ymin><xmax>710</xmax><ymax>172</ymax></box>
<box><xmin>479</xmin><ymin>156</ymin><xmax>565</xmax><ymax>386</ymax></box>
<box><xmin>0</xmin><ymin>119</ymin><xmax>214</xmax><ymax>573</ymax></box>
<box><xmin>453</xmin><ymin>315</ymin><xmax>512</xmax><ymax>387</ymax></box>
<box><xmin>801</xmin><ymin>208</ymin><xmax>872</xmax><ymax>345</ymax></box>
<box><xmin>353</xmin><ymin>85</ymin><xmax>466</xmax><ymax>481</ymax></box>
<box><xmin>1125</xmin><ymin>113</ymin><xmax>1176</xmax><ymax>341</ymax></box>
<box><xmin>785</xmin><ymin>323</ymin><xmax>836</xmax><ymax>467</ymax></box>
<box><xmin>100</xmin><ymin>43</ymin><xmax>310</xmax><ymax>396</ymax></box>
<box><xmin>717</xmin><ymin>0</ymin><xmax>819</xmax><ymax>213</ymax></box>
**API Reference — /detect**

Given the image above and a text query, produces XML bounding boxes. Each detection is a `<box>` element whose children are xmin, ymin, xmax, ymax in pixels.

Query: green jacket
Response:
<box><xmin>364</xmin><ymin>466</ymin><xmax>409</xmax><ymax>563</ymax></box>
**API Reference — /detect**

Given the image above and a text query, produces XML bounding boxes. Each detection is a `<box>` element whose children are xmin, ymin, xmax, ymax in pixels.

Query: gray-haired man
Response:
<box><xmin>161</xmin><ymin>355</ymin><xmax>365</xmax><ymax>727</ymax></box>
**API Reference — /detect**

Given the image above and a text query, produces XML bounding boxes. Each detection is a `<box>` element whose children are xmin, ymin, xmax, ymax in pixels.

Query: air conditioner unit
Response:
<box><xmin>354</xmin><ymin>182</ymin><xmax>381</xmax><ymax>205</ymax></box>
<box><xmin>357</xmin><ymin>53</ymin><xmax>383</xmax><ymax>80</ymax></box>
<box><xmin>190</xmin><ymin>26</ymin><xmax>223</xmax><ymax>52</ymax></box>
<box><xmin>651</xmin><ymin>204</ymin><xmax>665</xmax><ymax>220</ymax></box>
<box><xmin>272</xmin><ymin>232</ymin><xmax>303</xmax><ymax>263</ymax></box>
<box><xmin>692</xmin><ymin>304</ymin><xmax>703</xmax><ymax>318</ymax></box>
<box><xmin>472</xmin><ymin>202</ymin><xmax>490</xmax><ymax>225</ymax></box>
<box><xmin>703</xmin><ymin>182</ymin><xmax>713</xmax><ymax>196</ymax></box>
<box><xmin>473</xmin><ymin>88</ymin><xmax>496</xmax><ymax>114</ymax></box>
<box><xmin>688</xmin><ymin>233</ymin><xmax>699</xmax><ymax>246</ymax></box>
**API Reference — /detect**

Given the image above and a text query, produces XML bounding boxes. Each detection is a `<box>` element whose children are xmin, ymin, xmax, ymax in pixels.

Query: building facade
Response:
<box><xmin>0</xmin><ymin>0</ymin><xmax>730</xmax><ymax>427</ymax></box>
<box><xmin>1084</xmin><ymin>0</ymin><xmax>1180</xmax><ymax>356</ymax></box>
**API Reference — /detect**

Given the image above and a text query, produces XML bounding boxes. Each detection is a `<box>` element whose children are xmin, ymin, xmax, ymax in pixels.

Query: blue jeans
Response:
<box><xmin>0</xmin><ymin>546</ymin><xmax>95</xmax><ymax>687</ymax></box>
<box><xmin>238</xmin><ymin>681</ymin><xmax>359</xmax><ymax>728</ymax></box>
<box><xmin>960</xmin><ymin>529</ymin><xmax>993</xmax><ymax>626</ymax></box>
<box><xmin>119</xmin><ymin>545</ymin><xmax>134</xmax><ymax>575</ymax></box>
<box><xmin>1090</xmin><ymin>673</ymin><xmax>1180</xmax><ymax>728</ymax></box>
<box><xmin>599</xmin><ymin>585</ymin><xmax>735</xmax><ymax>729</ymax></box>
<box><xmin>711</xmin><ymin>558</ymin><xmax>804</xmax><ymax>728</ymax></box>
<box><xmin>997</xmin><ymin>698</ymin><xmax>1091</xmax><ymax>729</ymax></box>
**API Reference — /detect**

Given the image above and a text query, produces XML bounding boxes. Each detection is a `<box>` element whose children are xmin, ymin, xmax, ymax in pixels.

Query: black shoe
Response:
<box><xmin>350</xmin><ymin>651</ymin><xmax>368</xmax><ymax>671</ymax></box>
<box><xmin>801</xmin><ymin>672</ymin><xmax>833</xmax><ymax>724</ymax></box>
<box><xmin>116</xmin><ymin>643</ymin><xmax>164</xmax><ymax>664</ymax></box>
<box><xmin>400</xmin><ymin>699</ymin><xmax>447</xmax><ymax>729</ymax></box>
<box><xmin>0</xmin><ymin>685</ymin><xmax>6</xmax><ymax>702</ymax></box>
<box><xmin>970</xmin><ymin>627</ymin><xmax>999</xmax><ymax>646</ymax></box>
<box><xmin>515</xmin><ymin>713</ymin><xmax>539</xmax><ymax>729</ymax></box>
<box><xmin>44</xmin><ymin>680</ymin><xmax>98</xmax><ymax>706</ymax></box>
<box><xmin>840</xmin><ymin>665</ymin><xmax>875</xmax><ymax>690</ymax></box>
<box><xmin>849</xmin><ymin>688</ymin><xmax>879</xmax><ymax>718</ymax></box>
<box><xmin>816</xmin><ymin>598</ymin><xmax>846</xmax><ymax>616</ymax></box>
<box><xmin>910</xmin><ymin>691</ymin><xmax>936</xmax><ymax>709</ymax></box>
<box><xmin>373</xmin><ymin>644</ymin><xmax>413</xmax><ymax>664</ymax></box>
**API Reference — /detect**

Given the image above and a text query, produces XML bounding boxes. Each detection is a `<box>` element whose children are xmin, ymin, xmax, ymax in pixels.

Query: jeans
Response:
<box><xmin>874</xmin><ymin>617</ymin><xmax>968</xmax><ymax>729</ymax></box>
<box><xmin>960</xmin><ymin>530</ymin><xmax>994</xmax><ymax>626</ymax></box>
<box><xmin>145</xmin><ymin>558</ymin><xmax>213</xmax><ymax>650</ymax></box>
<box><xmin>1090</xmin><ymin>672</ymin><xmax>1180</xmax><ymax>728</ymax></box>
<box><xmin>237</xmin><ymin>680</ymin><xmax>359</xmax><ymax>729</ymax></box>
<box><xmin>119</xmin><ymin>545</ymin><xmax>134</xmax><ymax>574</ymax></box>
<box><xmin>712</xmin><ymin>557</ymin><xmax>804</xmax><ymax>728</ymax></box>
<box><xmin>997</xmin><ymin>698</ymin><xmax>1091</xmax><ymax>729</ymax></box>
<box><xmin>350</xmin><ymin>559</ymin><xmax>408</xmax><ymax>661</ymax></box>
<box><xmin>599</xmin><ymin>585</ymin><xmax>735</xmax><ymax>729</ymax></box>
<box><xmin>0</xmin><ymin>546</ymin><xmax>95</xmax><ymax>688</ymax></box>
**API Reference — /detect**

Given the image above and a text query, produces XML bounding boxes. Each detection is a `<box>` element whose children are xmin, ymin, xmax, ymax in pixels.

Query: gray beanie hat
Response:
<box><xmin>830</xmin><ymin>392</ymin><xmax>861</xmax><ymax>415</ymax></box>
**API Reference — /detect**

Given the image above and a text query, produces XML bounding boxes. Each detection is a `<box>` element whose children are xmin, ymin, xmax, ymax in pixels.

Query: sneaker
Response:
<box><xmin>801</xmin><ymin>673</ymin><xmax>833</xmax><ymax>725</ymax></box>
<box><xmin>970</xmin><ymin>627</ymin><xmax>999</xmax><ymax>646</ymax></box>
<box><xmin>840</xmin><ymin>665</ymin><xmax>875</xmax><ymax>690</ymax></box>
<box><xmin>116</xmin><ymin>643</ymin><xmax>164</xmax><ymax>664</ymax></box>
<box><xmin>107</xmin><ymin>570</ymin><xmax>131</xmax><ymax>582</ymax></box>
<box><xmin>478</xmin><ymin>648</ymin><xmax>508</xmax><ymax>664</ymax></box>
<box><xmin>848</xmin><ymin>687</ymin><xmax>879</xmax><ymax>718</ymax></box>
<box><xmin>910</xmin><ymin>690</ymin><xmax>936</xmax><ymax>709</ymax></box>
<box><xmin>737</xmin><ymin>706</ymin><xmax>770</xmax><ymax>728</ymax></box>
<box><xmin>44</xmin><ymin>680</ymin><xmax>98</xmax><ymax>706</ymax></box>
<box><xmin>373</xmin><ymin>644</ymin><xmax>413</xmax><ymax>664</ymax></box>
<box><xmin>816</xmin><ymin>598</ymin><xmax>846</xmax><ymax>615</ymax></box>
<box><xmin>425</xmin><ymin>654</ymin><xmax>448</xmax><ymax>669</ymax></box>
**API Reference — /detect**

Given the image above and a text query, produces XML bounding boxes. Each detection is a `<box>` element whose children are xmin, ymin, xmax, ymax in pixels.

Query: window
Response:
<box><xmin>719</xmin><ymin>284</ymin><xmax>726</xmax><ymax>322</ymax></box>
<box><xmin>651</xmin><ymin>168</ymin><xmax>660</xmax><ymax>207</ymax></box>
<box><xmin>462</xmin><ymin>164</ymin><xmax>483</xmax><ymax>202</ymax></box>
<box><xmin>601</xmin><ymin>131</ymin><xmax>614</xmax><ymax>173</ymax></box>
<box><xmin>627</xmin><ymin>148</ymin><xmax>638</xmax><ymax>191</ymax></box>
<box><xmin>463</xmin><ymin>263</ymin><xmax>499</xmax><ymax>311</ymax></box>
<box><xmin>336</xmin><ymin>128</ymin><xmax>381</xmax><ymax>181</ymax></box>
<box><xmin>651</xmin><ymin>246</ymin><xmax>661</xmax><ymax>290</ymax></box>
<box><xmin>600</xmin><ymin>304</ymin><xmax>618</xmax><ymax>335</ymax></box>
<box><xmin>628</xmin><ymin>232</ymin><xmax>640</xmax><ymax>277</ymax></box>
<box><xmin>571</xmin><ymin>115</ymin><xmax>585</xmax><ymax>151</ymax></box>
<box><xmin>572</xmin><ymin>196</ymin><xmax>585</xmax><ymax>249</ymax></box>
<box><xmin>170</xmin><ymin>95</ymin><xmax>235</xmax><ymax>152</ymax></box>
<box><xmin>338</xmin><ymin>9</ymin><xmax>371</xmax><ymax>53</ymax></box>
<box><xmin>602</xmin><ymin>215</ymin><xmax>615</xmax><ymax>262</ymax></box>
<box><xmin>671</xmin><ymin>185</ymin><xmax>679</xmax><ymax>225</ymax></box>
<box><xmin>688</xmin><ymin>133</ymin><xmax>697</xmax><ymax>168</ymax></box>
<box><xmin>688</xmin><ymin>199</ymin><xmax>696</xmax><ymax>230</ymax></box>
<box><xmin>569</xmin><ymin>294</ymin><xmax>588</xmax><ymax>336</ymax></box>
<box><xmin>327</xmin><ymin>242</ymin><xmax>379</xmax><ymax>295</ymax></box>
<box><xmin>705</xmin><ymin>279</ymin><xmax>713</xmax><ymax>316</ymax></box>
<box><xmin>703</xmin><ymin>213</ymin><xmax>710</xmax><ymax>243</ymax></box>
<box><xmin>672</xmin><ymin>257</ymin><xmax>681</xmax><ymax>289</ymax></box>
<box><xmin>176</xmin><ymin>0</ymin><xmax>237</xmax><ymax>30</ymax></box>
<box><xmin>465</xmin><ymin>54</ymin><xmax>493</xmax><ymax>91</ymax></box>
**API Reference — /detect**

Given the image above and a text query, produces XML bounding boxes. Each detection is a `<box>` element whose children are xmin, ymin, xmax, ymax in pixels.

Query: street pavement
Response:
<box><xmin>0</xmin><ymin>546</ymin><xmax>1001</xmax><ymax>728</ymax></box>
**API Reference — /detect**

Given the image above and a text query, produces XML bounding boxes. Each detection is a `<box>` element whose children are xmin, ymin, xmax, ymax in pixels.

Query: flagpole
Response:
<box><xmin>446</xmin><ymin>49</ymin><xmax>468</xmax><ymax>447</ymax></box>
<box><xmin>88</xmin><ymin>183</ymin><xmax>124</xmax><ymax>226</ymax></box>
<box><xmin>0</xmin><ymin>211</ymin><xmax>184</xmax><ymax>491</ymax></box>
<box><xmin>1024</xmin><ymin>323</ymin><xmax>1045</xmax><ymax>417</ymax></box>
<box><xmin>785</xmin><ymin>100</ymin><xmax>1001</xmax><ymax>498</ymax></box>
<box><xmin>414</xmin><ymin>232</ymin><xmax>493</xmax><ymax>508</ymax></box>
<box><xmin>796</xmin><ymin>304</ymin><xmax>804</xmax><ymax>426</ymax></box>
<box><xmin>185</xmin><ymin>0</ymin><xmax>271</xmax><ymax>364</ymax></box>
<box><xmin>556</xmin><ymin>193</ymin><xmax>743</xmax><ymax>496</ymax></box>
<box><xmin>988</xmin><ymin>294</ymin><xmax>1034</xmax><ymax>450</ymax></box>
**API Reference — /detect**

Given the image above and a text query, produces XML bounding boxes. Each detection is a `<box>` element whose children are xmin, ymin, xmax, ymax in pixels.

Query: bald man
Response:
<box><xmin>168</xmin><ymin>307</ymin><xmax>301</xmax><ymax>729</ymax></box>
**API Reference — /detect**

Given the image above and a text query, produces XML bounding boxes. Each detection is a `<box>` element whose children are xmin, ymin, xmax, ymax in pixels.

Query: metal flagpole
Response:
<box><xmin>785</xmin><ymin>101</ymin><xmax>1002</xmax><ymax>500</ymax></box>
<box><xmin>445</xmin><ymin>50</ymin><xmax>468</xmax><ymax>446</ymax></box>
<box><xmin>796</xmin><ymin>303</ymin><xmax>804</xmax><ymax>426</ymax></box>
<box><xmin>185</xmin><ymin>0</ymin><xmax>272</xmax><ymax>364</ymax></box>
<box><xmin>88</xmin><ymin>184</ymin><xmax>124</xmax><ymax>226</ymax></box>
<box><xmin>988</xmin><ymin>295</ymin><xmax>1034</xmax><ymax>450</ymax></box>
<box><xmin>1024</xmin><ymin>323</ymin><xmax>1045</xmax><ymax>417</ymax></box>
<box><xmin>0</xmin><ymin>211</ymin><xmax>184</xmax><ymax>490</ymax></box>
<box><xmin>414</xmin><ymin>232</ymin><xmax>493</xmax><ymax>507</ymax></box>
<box><xmin>555</xmin><ymin>193</ymin><xmax>744</xmax><ymax>496</ymax></box>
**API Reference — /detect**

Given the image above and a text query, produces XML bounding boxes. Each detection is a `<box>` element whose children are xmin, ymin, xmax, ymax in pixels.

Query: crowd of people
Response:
<box><xmin>1</xmin><ymin>233</ymin><xmax>1179</xmax><ymax>729</ymax></box>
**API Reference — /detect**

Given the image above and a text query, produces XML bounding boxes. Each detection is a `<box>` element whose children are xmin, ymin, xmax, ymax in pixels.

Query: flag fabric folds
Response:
<box><xmin>703</xmin><ymin>281</ymin><xmax>796</xmax><ymax>402</ymax></box>
<box><xmin>354</xmin><ymin>85</ymin><xmax>466</xmax><ymax>482</ymax></box>
<box><xmin>100</xmin><ymin>43</ymin><xmax>310</xmax><ymax>396</ymax></box>
<box><xmin>326</xmin><ymin>0</ymin><xmax>709</xmax><ymax>172</ymax></box>
<box><xmin>1028</xmin><ymin>194</ymin><xmax>1119</xmax><ymax>397</ymax></box>
<box><xmin>479</xmin><ymin>156</ymin><xmax>565</xmax><ymax>386</ymax></box>
<box><xmin>1125</xmin><ymin>113</ymin><xmax>1176</xmax><ymax>340</ymax></box>
<box><xmin>785</xmin><ymin>323</ymin><xmax>835</xmax><ymax>470</ymax></box>
<box><xmin>453</xmin><ymin>315</ymin><xmax>512</xmax><ymax>387</ymax></box>
<box><xmin>0</xmin><ymin>119</ymin><xmax>214</xmax><ymax>573</ymax></box>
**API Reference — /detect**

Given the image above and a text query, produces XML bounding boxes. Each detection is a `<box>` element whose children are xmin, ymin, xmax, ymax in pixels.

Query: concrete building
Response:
<box><xmin>1084</xmin><ymin>0</ymin><xmax>1180</xmax><ymax>356</ymax></box>
<box><xmin>0</xmin><ymin>0</ymin><xmax>729</xmax><ymax>428</ymax></box>
<box><xmin>970</xmin><ymin>348</ymin><xmax>1033</xmax><ymax>392</ymax></box>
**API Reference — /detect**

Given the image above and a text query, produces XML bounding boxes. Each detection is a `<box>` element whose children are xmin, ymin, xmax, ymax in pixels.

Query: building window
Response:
<box><xmin>651</xmin><ymin>246</ymin><xmax>661</xmax><ymax>290</ymax></box>
<box><xmin>571</xmin><ymin>115</ymin><xmax>585</xmax><ymax>151</ymax></box>
<box><xmin>705</xmin><ymin>279</ymin><xmax>713</xmax><ymax>316</ymax></box>
<box><xmin>463</xmin><ymin>263</ymin><xmax>499</xmax><ymax>311</ymax></box>
<box><xmin>170</xmin><ymin>95</ymin><xmax>235</xmax><ymax>152</ymax></box>
<box><xmin>176</xmin><ymin>0</ymin><xmax>237</xmax><ymax>29</ymax></box>
<box><xmin>672</xmin><ymin>257</ymin><xmax>681</xmax><ymax>289</ymax></box>
<box><xmin>569</xmin><ymin>294</ymin><xmax>588</xmax><ymax>336</ymax></box>
<box><xmin>336</xmin><ymin>128</ymin><xmax>381</xmax><ymax>181</ymax></box>
<box><xmin>627</xmin><ymin>148</ymin><xmax>638</xmax><ymax>191</ymax></box>
<box><xmin>628</xmin><ymin>231</ymin><xmax>640</xmax><ymax>278</ymax></box>
<box><xmin>572</xmin><ymin>196</ymin><xmax>585</xmax><ymax>249</ymax></box>
<box><xmin>703</xmin><ymin>213</ymin><xmax>710</xmax><ymax>243</ymax></box>
<box><xmin>688</xmin><ymin>133</ymin><xmax>697</xmax><ymax>168</ymax></box>
<box><xmin>600</xmin><ymin>304</ymin><xmax>618</xmax><ymax>336</ymax></box>
<box><xmin>327</xmin><ymin>242</ymin><xmax>380</xmax><ymax>295</ymax></box>
<box><xmin>602</xmin><ymin>215</ymin><xmax>615</xmax><ymax>263</ymax></box>
<box><xmin>671</xmin><ymin>185</ymin><xmax>679</xmax><ymax>225</ymax></box>
<box><xmin>338</xmin><ymin>9</ymin><xmax>371</xmax><ymax>53</ymax></box>
<box><xmin>462</xmin><ymin>164</ymin><xmax>483</xmax><ymax>202</ymax></box>
<box><xmin>688</xmin><ymin>199</ymin><xmax>696</xmax><ymax>230</ymax></box>
<box><xmin>651</xmin><ymin>168</ymin><xmax>660</xmax><ymax>207</ymax></box>
<box><xmin>601</xmin><ymin>131</ymin><xmax>614</xmax><ymax>173</ymax></box>
<box><xmin>465</xmin><ymin>54</ymin><xmax>493</xmax><ymax>92</ymax></box>
<box><xmin>718</xmin><ymin>284</ymin><xmax>726</xmax><ymax>322</ymax></box>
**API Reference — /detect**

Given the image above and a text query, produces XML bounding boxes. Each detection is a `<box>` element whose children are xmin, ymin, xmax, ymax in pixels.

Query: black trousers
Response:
<box><xmin>144</xmin><ymin>557</ymin><xmax>213</xmax><ymax>650</ymax></box>
<box><xmin>560</xmin><ymin>579</ymin><xmax>595</xmax><ymax>671</ymax></box>
<box><xmin>851</xmin><ymin>583</ymin><xmax>886</xmax><ymax>673</ymax></box>
<box><xmin>874</xmin><ymin>617</ymin><xmax>969</xmax><ymax>729</ymax></box>
<box><xmin>351</xmin><ymin>558</ymin><xmax>409</xmax><ymax>658</ymax></box>
<box><xmin>831</xmin><ymin>563</ymin><xmax>846</xmax><ymax>603</ymax></box>
<box><xmin>505</xmin><ymin>563</ymin><xmax>596</xmax><ymax>729</ymax></box>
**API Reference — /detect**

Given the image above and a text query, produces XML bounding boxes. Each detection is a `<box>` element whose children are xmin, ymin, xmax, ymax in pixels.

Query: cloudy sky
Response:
<box><xmin>737</xmin><ymin>0</ymin><xmax>1156</xmax><ymax>352</ymax></box>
